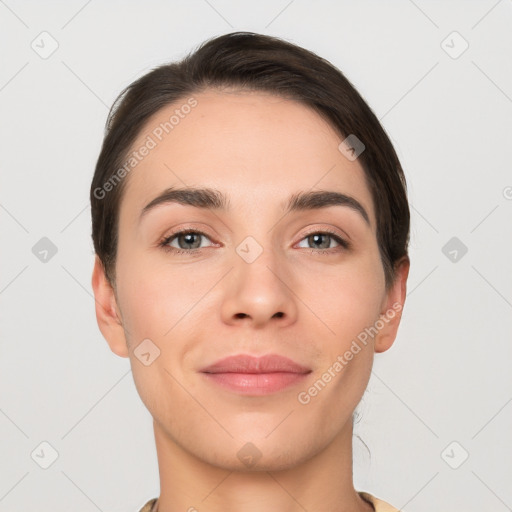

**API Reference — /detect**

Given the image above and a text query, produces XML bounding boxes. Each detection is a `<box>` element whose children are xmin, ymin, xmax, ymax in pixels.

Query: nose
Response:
<box><xmin>219</xmin><ymin>246</ymin><xmax>299</xmax><ymax>329</ymax></box>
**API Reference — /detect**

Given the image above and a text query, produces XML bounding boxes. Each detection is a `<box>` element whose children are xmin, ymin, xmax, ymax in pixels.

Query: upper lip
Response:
<box><xmin>200</xmin><ymin>354</ymin><xmax>311</xmax><ymax>374</ymax></box>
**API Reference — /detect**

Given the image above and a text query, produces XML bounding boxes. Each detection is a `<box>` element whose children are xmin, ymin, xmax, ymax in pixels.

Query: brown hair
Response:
<box><xmin>90</xmin><ymin>31</ymin><xmax>409</xmax><ymax>289</ymax></box>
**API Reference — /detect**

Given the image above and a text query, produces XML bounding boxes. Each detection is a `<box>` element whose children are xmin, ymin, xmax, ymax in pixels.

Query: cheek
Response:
<box><xmin>115</xmin><ymin>255</ymin><xmax>194</xmax><ymax>340</ymax></box>
<box><xmin>119</xmin><ymin>266</ymin><xmax>194</xmax><ymax>422</ymax></box>
<box><xmin>297</xmin><ymin>266</ymin><xmax>381</xmax><ymax>423</ymax></box>
<box><xmin>303</xmin><ymin>255</ymin><xmax>385</xmax><ymax>346</ymax></box>
<box><xmin>115</xmin><ymin>258</ymin><xmax>202</xmax><ymax>412</ymax></box>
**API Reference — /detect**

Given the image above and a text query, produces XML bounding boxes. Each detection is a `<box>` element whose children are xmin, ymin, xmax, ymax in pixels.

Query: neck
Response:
<box><xmin>152</xmin><ymin>418</ymin><xmax>373</xmax><ymax>512</ymax></box>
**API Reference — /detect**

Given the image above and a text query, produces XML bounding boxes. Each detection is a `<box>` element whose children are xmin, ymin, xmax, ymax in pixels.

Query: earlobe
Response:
<box><xmin>91</xmin><ymin>255</ymin><xmax>130</xmax><ymax>358</ymax></box>
<box><xmin>374</xmin><ymin>256</ymin><xmax>410</xmax><ymax>353</ymax></box>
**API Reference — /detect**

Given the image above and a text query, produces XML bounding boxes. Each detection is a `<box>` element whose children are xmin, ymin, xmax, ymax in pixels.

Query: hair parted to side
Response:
<box><xmin>90</xmin><ymin>31</ymin><xmax>409</xmax><ymax>290</ymax></box>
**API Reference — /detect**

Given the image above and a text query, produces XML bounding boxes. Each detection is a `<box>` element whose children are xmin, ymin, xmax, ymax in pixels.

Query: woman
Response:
<box><xmin>90</xmin><ymin>31</ymin><xmax>410</xmax><ymax>512</ymax></box>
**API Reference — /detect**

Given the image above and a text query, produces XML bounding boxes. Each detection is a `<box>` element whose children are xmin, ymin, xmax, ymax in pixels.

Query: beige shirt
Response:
<box><xmin>138</xmin><ymin>491</ymin><xmax>400</xmax><ymax>511</ymax></box>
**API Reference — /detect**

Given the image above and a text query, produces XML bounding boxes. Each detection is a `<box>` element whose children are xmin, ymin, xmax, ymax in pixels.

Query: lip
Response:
<box><xmin>200</xmin><ymin>354</ymin><xmax>312</xmax><ymax>395</ymax></box>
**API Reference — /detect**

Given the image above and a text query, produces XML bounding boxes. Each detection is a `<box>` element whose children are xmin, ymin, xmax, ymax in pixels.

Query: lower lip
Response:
<box><xmin>201</xmin><ymin>372</ymin><xmax>309</xmax><ymax>395</ymax></box>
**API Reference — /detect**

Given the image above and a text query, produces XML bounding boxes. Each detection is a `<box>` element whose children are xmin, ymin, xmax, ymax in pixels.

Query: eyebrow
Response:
<box><xmin>138</xmin><ymin>187</ymin><xmax>370</xmax><ymax>225</ymax></box>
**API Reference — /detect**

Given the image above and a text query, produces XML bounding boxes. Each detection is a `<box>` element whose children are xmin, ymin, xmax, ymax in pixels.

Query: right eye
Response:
<box><xmin>159</xmin><ymin>230</ymin><xmax>215</xmax><ymax>253</ymax></box>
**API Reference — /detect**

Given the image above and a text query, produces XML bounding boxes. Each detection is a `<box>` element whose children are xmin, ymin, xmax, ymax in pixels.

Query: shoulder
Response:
<box><xmin>137</xmin><ymin>497</ymin><xmax>158</xmax><ymax>512</ymax></box>
<box><xmin>358</xmin><ymin>491</ymin><xmax>401</xmax><ymax>512</ymax></box>
<box><xmin>139</xmin><ymin>494</ymin><xmax>398</xmax><ymax>512</ymax></box>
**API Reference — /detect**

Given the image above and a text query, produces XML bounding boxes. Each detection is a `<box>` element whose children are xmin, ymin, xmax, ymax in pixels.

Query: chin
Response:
<box><xmin>208</xmin><ymin>451</ymin><xmax>310</xmax><ymax>473</ymax></box>
<box><xmin>186</xmin><ymin>433</ymin><xmax>321</xmax><ymax>473</ymax></box>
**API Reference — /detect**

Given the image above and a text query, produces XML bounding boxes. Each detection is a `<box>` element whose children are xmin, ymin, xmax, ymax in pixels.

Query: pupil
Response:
<box><xmin>182</xmin><ymin>233</ymin><xmax>198</xmax><ymax>248</ymax></box>
<box><xmin>311</xmin><ymin>234</ymin><xmax>328</xmax><ymax>249</ymax></box>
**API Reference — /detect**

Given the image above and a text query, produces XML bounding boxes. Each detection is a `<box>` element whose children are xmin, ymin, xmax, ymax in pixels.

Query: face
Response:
<box><xmin>95</xmin><ymin>89</ymin><xmax>407</xmax><ymax>471</ymax></box>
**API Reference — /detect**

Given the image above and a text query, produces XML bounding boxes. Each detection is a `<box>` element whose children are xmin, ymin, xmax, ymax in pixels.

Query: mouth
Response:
<box><xmin>199</xmin><ymin>354</ymin><xmax>312</xmax><ymax>396</ymax></box>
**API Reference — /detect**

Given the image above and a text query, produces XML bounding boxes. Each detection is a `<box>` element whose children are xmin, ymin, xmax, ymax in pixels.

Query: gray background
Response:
<box><xmin>1</xmin><ymin>1</ymin><xmax>511</xmax><ymax>511</ymax></box>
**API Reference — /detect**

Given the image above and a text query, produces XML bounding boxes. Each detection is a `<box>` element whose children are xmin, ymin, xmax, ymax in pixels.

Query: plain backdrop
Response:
<box><xmin>1</xmin><ymin>1</ymin><xmax>511</xmax><ymax>511</ymax></box>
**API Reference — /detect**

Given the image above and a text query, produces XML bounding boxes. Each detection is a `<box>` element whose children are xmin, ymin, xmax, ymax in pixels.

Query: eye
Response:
<box><xmin>158</xmin><ymin>228</ymin><xmax>350</xmax><ymax>255</ymax></box>
<box><xmin>159</xmin><ymin>230</ymin><xmax>214</xmax><ymax>253</ymax></box>
<box><xmin>296</xmin><ymin>230</ymin><xmax>350</xmax><ymax>251</ymax></box>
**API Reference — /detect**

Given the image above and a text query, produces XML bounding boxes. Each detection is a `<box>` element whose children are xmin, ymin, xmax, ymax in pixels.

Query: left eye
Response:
<box><xmin>159</xmin><ymin>230</ymin><xmax>349</xmax><ymax>253</ymax></box>
<box><xmin>160</xmin><ymin>230</ymin><xmax>213</xmax><ymax>251</ymax></box>
<box><xmin>297</xmin><ymin>232</ymin><xmax>348</xmax><ymax>250</ymax></box>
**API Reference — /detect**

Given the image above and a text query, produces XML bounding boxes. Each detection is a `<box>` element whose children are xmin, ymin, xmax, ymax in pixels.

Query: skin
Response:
<box><xmin>92</xmin><ymin>89</ymin><xmax>409</xmax><ymax>512</ymax></box>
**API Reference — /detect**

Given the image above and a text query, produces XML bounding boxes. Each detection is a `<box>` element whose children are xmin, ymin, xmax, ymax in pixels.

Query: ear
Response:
<box><xmin>374</xmin><ymin>256</ymin><xmax>410</xmax><ymax>353</ymax></box>
<box><xmin>91</xmin><ymin>255</ymin><xmax>129</xmax><ymax>358</ymax></box>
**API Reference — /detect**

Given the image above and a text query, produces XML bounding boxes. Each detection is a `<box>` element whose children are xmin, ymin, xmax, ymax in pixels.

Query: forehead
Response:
<box><xmin>118</xmin><ymin>89</ymin><xmax>376</xmax><ymax>229</ymax></box>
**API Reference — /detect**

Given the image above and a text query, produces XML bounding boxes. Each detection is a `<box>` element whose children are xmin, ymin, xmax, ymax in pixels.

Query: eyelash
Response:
<box><xmin>158</xmin><ymin>228</ymin><xmax>351</xmax><ymax>255</ymax></box>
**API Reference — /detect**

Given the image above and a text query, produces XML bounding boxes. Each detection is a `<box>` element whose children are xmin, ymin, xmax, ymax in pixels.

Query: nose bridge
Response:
<box><xmin>235</xmin><ymin>232</ymin><xmax>286</xmax><ymax>296</ymax></box>
<box><xmin>220</xmin><ymin>229</ymin><xmax>297</xmax><ymax>326</ymax></box>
